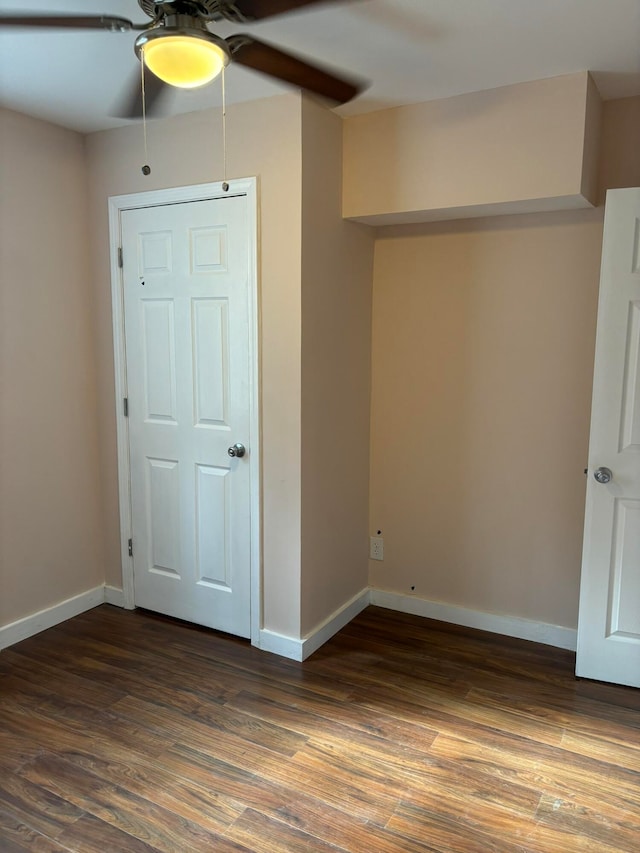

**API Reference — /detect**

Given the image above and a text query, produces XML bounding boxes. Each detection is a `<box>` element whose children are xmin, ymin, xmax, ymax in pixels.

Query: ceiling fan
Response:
<box><xmin>0</xmin><ymin>1</ymin><xmax>364</xmax><ymax>117</ymax></box>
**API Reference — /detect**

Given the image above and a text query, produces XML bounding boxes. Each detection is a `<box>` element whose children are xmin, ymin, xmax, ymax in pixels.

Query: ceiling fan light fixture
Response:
<box><xmin>136</xmin><ymin>27</ymin><xmax>230</xmax><ymax>89</ymax></box>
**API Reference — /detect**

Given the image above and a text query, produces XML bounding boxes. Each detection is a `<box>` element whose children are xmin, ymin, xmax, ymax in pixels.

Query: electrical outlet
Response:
<box><xmin>370</xmin><ymin>536</ymin><xmax>384</xmax><ymax>561</ymax></box>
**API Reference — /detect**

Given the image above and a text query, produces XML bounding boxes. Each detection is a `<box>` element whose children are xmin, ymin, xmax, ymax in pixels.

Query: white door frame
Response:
<box><xmin>108</xmin><ymin>179</ymin><xmax>261</xmax><ymax>646</ymax></box>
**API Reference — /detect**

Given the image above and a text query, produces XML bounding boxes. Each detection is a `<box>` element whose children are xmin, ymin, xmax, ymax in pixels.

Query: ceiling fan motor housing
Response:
<box><xmin>138</xmin><ymin>1</ymin><xmax>250</xmax><ymax>23</ymax></box>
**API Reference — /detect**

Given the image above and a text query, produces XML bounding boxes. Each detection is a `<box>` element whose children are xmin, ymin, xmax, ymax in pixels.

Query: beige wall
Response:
<box><xmin>300</xmin><ymin>98</ymin><xmax>374</xmax><ymax>636</ymax></box>
<box><xmin>85</xmin><ymin>95</ymin><xmax>304</xmax><ymax>638</ymax></box>
<box><xmin>598</xmin><ymin>96</ymin><xmax>640</xmax><ymax>201</ymax></box>
<box><xmin>369</xmin><ymin>209</ymin><xmax>603</xmax><ymax>628</ymax></box>
<box><xmin>580</xmin><ymin>74</ymin><xmax>603</xmax><ymax>204</ymax></box>
<box><xmin>343</xmin><ymin>72</ymin><xmax>600</xmax><ymax>225</ymax></box>
<box><xmin>0</xmin><ymin>109</ymin><xmax>104</xmax><ymax>627</ymax></box>
<box><xmin>368</xmin><ymin>95</ymin><xmax>640</xmax><ymax>631</ymax></box>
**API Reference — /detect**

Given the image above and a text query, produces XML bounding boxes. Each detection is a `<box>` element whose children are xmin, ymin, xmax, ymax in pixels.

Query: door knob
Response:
<box><xmin>593</xmin><ymin>466</ymin><xmax>613</xmax><ymax>484</ymax></box>
<box><xmin>228</xmin><ymin>443</ymin><xmax>246</xmax><ymax>458</ymax></box>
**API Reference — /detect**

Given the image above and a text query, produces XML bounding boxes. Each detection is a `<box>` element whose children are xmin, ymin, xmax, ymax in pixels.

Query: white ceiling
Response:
<box><xmin>1</xmin><ymin>0</ymin><xmax>639</xmax><ymax>134</ymax></box>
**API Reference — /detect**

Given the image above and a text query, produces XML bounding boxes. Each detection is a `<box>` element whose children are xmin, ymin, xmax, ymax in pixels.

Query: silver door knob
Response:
<box><xmin>593</xmin><ymin>467</ymin><xmax>613</xmax><ymax>484</ymax></box>
<box><xmin>228</xmin><ymin>443</ymin><xmax>246</xmax><ymax>458</ymax></box>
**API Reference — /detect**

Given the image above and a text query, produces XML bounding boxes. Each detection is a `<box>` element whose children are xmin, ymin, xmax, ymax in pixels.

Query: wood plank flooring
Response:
<box><xmin>1</xmin><ymin>605</ymin><xmax>638</xmax><ymax>852</ymax></box>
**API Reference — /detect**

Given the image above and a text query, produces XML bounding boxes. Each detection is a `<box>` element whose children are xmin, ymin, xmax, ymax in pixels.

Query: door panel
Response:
<box><xmin>192</xmin><ymin>297</ymin><xmax>229</xmax><ymax>427</ymax></box>
<box><xmin>121</xmin><ymin>194</ymin><xmax>251</xmax><ymax>638</ymax></box>
<box><xmin>195</xmin><ymin>463</ymin><xmax>230</xmax><ymax>588</ymax></box>
<box><xmin>577</xmin><ymin>188</ymin><xmax>640</xmax><ymax>687</ymax></box>
<box><xmin>608</xmin><ymin>499</ymin><xmax>640</xmax><ymax>636</ymax></box>
<box><xmin>141</xmin><ymin>298</ymin><xmax>177</xmax><ymax>422</ymax></box>
<box><xmin>147</xmin><ymin>457</ymin><xmax>181</xmax><ymax>576</ymax></box>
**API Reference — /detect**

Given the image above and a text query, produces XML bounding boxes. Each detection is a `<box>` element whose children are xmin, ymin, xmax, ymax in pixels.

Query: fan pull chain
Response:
<box><xmin>141</xmin><ymin>50</ymin><xmax>151</xmax><ymax>176</ymax></box>
<box><xmin>221</xmin><ymin>66</ymin><xmax>229</xmax><ymax>192</ymax></box>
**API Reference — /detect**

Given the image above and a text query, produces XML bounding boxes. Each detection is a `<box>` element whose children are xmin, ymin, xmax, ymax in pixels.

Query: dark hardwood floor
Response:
<box><xmin>1</xmin><ymin>605</ymin><xmax>639</xmax><ymax>852</ymax></box>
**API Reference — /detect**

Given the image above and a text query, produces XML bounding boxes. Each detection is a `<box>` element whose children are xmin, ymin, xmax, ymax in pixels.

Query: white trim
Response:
<box><xmin>104</xmin><ymin>586</ymin><xmax>126</xmax><ymax>607</ymax></box>
<box><xmin>108</xmin><ymin>195</ymin><xmax>134</xmax><ymax>609</ymax></box>
<box><xmin>370</xmin><ymin>589</ymin><xmax>577</xmax><ymax>651</ymax></box>
<box><xmin>246</xmin><ymin>179</ymin><xmax>261</xmax><ymax>649</ymax></box>
<box><xmin>258</xmin><ymin>629</ymin><xmax>304</xmax><ymax>661</ymax></box>
<box><xmin>107</xmin><ymin>179</ymin><xmax>261</xmax><ymax>639</ymax></box>
<box><xmin>300</xmin><ymin>588</ymin><xmax>371</xmax><ymax>660</ymax></box>
<box><xmin>0</xmin><ymin>583</ymin><xmax>577</xmax><ymax>658</ymax></box>
<box><xmin>258</xmin><ymin>588</ymin><xmax>371</xmax><ymax>662</ymax></box>
<box><xmin>0</xmin><ymin>586</ymin><xmax>105</xmax><ymax>651</ymax></box>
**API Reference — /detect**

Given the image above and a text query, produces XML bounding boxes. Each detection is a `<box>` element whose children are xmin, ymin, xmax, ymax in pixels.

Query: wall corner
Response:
<box><xmin>581</xmin><ymin>73</ymin><xmax>604</xmax><ymax>206</ymax></box>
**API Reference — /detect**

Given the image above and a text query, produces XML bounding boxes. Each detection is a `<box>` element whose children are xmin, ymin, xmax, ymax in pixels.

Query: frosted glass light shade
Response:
<box><xmin>142</xmin><ymin>35</ymin><xmax>228</xmax><ymax>89</ymax></box>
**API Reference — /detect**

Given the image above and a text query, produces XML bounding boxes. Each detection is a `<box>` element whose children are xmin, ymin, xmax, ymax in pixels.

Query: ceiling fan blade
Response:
<box><xmin>0</xmin><ymin>15</ymin><xmax>134</xmax><ymax>31</ymax></box>
<box><xmin>113</xmin><ymin>71</ymin><xmax>169</xmax><ymax>120</ymax></box>
<box><xmin>232</xmin><ymin>0</ymin><xmax>352</xmax><ymax>21</ymax></box>
<box><xmin>226</xmin><ymin>35</ymin><xmax>363</xmax><ymax>105</ymax></box>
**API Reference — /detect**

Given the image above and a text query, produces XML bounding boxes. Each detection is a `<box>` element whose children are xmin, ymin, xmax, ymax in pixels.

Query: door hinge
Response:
<box><xmin>123</xmin><ymin>397</ymin><xmax>128</xmax><ymax>417</ymax></box>
<box><xmin>118</xmin><ymin>246</ymin><xmax>123</xmax><ymax>268</ymax></box>
<box><xmin>128</xmin><ymin>538</ymin><xmax>133</xmax><ymax>557</ymax></box>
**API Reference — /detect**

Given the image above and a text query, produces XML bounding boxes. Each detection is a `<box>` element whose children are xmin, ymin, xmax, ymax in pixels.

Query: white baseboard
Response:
<box><xmin>258</xmin><ymin>587</ymin><xmax>371</xmax><ymax>662</ymax></box>
<box><xmin>104</xmin><ymin>585</ymin><xmax>125</xmax><ymax>607</ymax></box>
<box><xmin>301</xmin><ymin>587</ymin><xmax>371</xmax><ymax>660</ymax></box>
<box><xmin>370</xmin><ymin>589</ymin><xmax>577</xmax><ymax>651</ymax></box>
<box><xmin>0</xmin><ymin>582</ymin><xmax>576</xmax><ymax>657</ymax></box>
<box><xmin>257</xmin><ymin>629</ymin><xmax>304</xmax><ymax>661</ymax></box>
<box><xmin>0</xmin><ymin>585</ymin><xmax>106</xmax><ymax>651</ymax></box>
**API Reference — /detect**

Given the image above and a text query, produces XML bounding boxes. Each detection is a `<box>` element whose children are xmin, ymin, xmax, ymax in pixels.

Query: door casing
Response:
<box><xmin>108</xmin><ymin>179</ymin><xmax>261</xmax><ymax>646</ymax></box>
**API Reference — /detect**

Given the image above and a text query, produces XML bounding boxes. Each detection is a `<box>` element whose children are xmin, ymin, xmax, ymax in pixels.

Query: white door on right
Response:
<box><xmin>577</xmin><ymin>187</ymin><xmax>640</xmax><ymax>688</ymax></box>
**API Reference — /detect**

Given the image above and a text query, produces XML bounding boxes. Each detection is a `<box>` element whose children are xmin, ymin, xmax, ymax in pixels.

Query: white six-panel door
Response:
<box><xmin>121</xmin><ymin>194</ymin><xmax>251</xmax><ymax>638</ymax></box>
<box><xmin>577</xmin><ymin>187</ymin><xmax>640</xmax><ymax>688</ymax></box>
